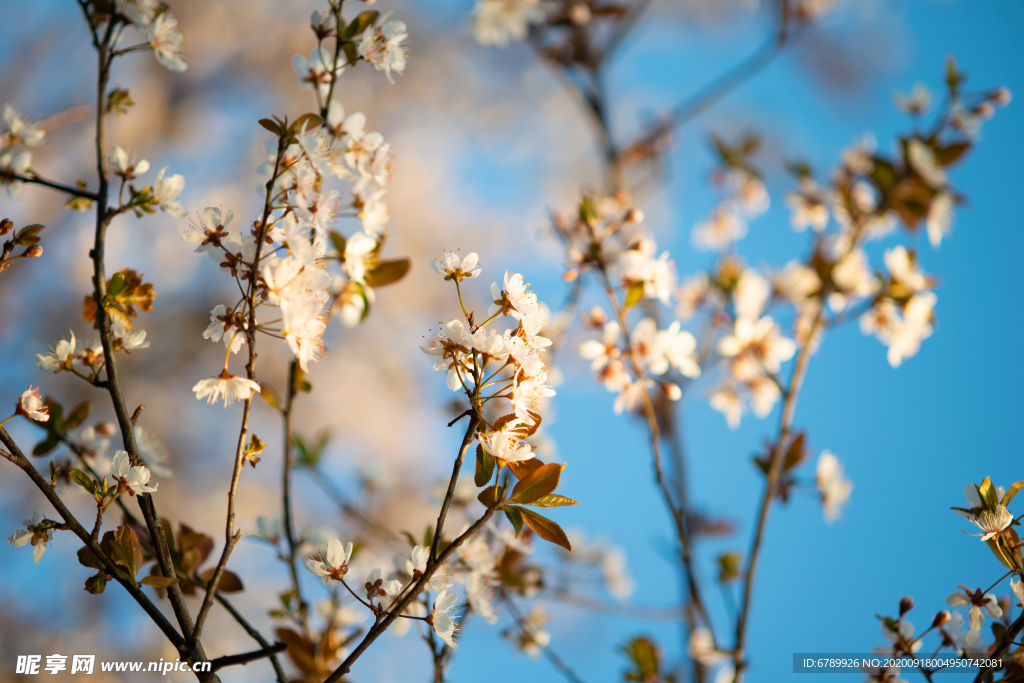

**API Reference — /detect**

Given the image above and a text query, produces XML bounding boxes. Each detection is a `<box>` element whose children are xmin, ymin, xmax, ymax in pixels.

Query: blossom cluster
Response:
<box><xmin>186</xmin><ymin>6</ymin><xmax>411</xmax><ymax>406</ymax></box>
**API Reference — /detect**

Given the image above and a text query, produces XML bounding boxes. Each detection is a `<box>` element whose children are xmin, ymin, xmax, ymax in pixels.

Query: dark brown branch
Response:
<box><xmin>282</xmin><ymin>359</ymin><xmax>309</xmax><ymax>631</ymax></box>
<box><xmin>0</xmin><ymin>427</ymin><xmax>185</xmax><ymax>650</ymax></box>
<box><xmin>193</xmin><ymin>135</ymin><xmax>286</xmax><ymax>646</ymax></box>
<box><xmin>429</xmin><ymin>413</ymin><xmax>482</xmax><ymax>562</ymax></box>
<box><xmin>0</xmin><ymin>170</ymin><xmax>98</xmax><ymax>200</ymax></box>
<box><xmin>80</xmin><ymin>13</ymin><xmax>212</xmax><ymax>675</ymax></box>
<box><xmin>209</xmin><ymin>642</ymin><xmax>287</xmax><ymax>672</ymax></box>
<box><xmin>731</xmin><ymin>302</ymin><xmax>825</xmax><ymax>681</ymax></box>
<box><xmin>324</xmin><ymin>507</ymin><xmax>497</xmax><ymax>682</ymax></box>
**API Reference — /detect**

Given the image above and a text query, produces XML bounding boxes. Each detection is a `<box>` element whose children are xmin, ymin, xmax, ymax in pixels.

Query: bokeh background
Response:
<box><xmin>1</xmin><ymin>0</ymin><xmax>1022</xmax><ymax>681</ymax></box>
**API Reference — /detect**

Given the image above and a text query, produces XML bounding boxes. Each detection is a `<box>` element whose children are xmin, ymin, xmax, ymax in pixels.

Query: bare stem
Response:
<box><xmin>282</xmin><ymin>359</ymin><xmax>309</xmax><ymax>632</ymax></box>
<box><xmin>731</xmin><ymin>301</ymin><xmax>825</xmax><ymax>681</ymax></box>
<box><xmin>0</xmin><ymin>170</ymin><xmax>98</xmax><ymax>199</ymax></box>
<box><xmin>429</xmin><ymin>413</ymin><xmax>482</xmax><ymax>563</ymax></box>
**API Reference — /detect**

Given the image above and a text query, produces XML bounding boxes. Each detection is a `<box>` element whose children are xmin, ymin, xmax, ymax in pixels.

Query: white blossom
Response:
<box><xmin>152</xmin><ymin>167</ymin><xmax>187</xmax><ymax>218</ymax></box>
<box><xmin>305</xmin><ymin>538</ymin><xmax>354</xmax><ymax>581</ymax></box>
<box><xmin>149</xmin><ymin>13</ymin><xmax>187</xmax><ymax>72</ymax></box>
<box><xmin>108</xmin><ymin>145</ymin><xmax>149</xmax><ymax>179</ymax></box>
<box><xmin>111</xmin><ymin>449</ymin><xmax>158</xmax><ymax>495</ymax></box>
<box><xmin>692</xmin><ymin>206</ymin><xmax>746</xmax><ymax>251</ymax></box>
<box><xmin>816</xmin><ymin>451</ymin><xmax>852</xmax><ymax>522</ymax></box>
<box><xmin>15</xmin><ymin>386</ymin><xmax>49</xmax><ymax>422</ymax></box>
<box><xmin>473</xmin><ymin>0</ymin><xmax>549</xmax><ymax>46</ymax></box>
<box><xmin>2</xmin><ymin>104</ymin><xmax>45</xmax><ymax>146</ymax></box>
<box><xmin>358</xmin><ymin>17</ymin><xmax>409</xmax><ymax>84</ymax></box>
<box><xmin>946</xmin><ymin>585</ymin><xmax>1003</xmax><ymax>632</ymax></box>
<box><xmin>432</xmin><ymin>250</ymin><xmax>481</xmax><ymax>281</ymax></box>
<box><xmin>431</xmin><ymin>590</ymin><xmax>460</xmax><ymax>648</ymax></box>
<box><xmin>192</xmin><ymin>372</ymin><xmax>260</xmax><ymax>407</ymax></box>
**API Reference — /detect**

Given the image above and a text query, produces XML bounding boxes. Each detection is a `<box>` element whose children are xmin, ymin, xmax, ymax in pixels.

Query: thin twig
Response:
<box><xmin>0</xmin><ymin>170</ymin><xmax>98</xmax><ymax>199</ymax></box>
<box><xmin>731</xmin><ymin>301</ymin><xmax>824</xmax><ymax>681</ymax></box>
<box><xmin>429</xmin><ymin>413</ymin><xmax>482</xmax><ymax>563</ymax></box>
<box><xmin>209</xmin><ymin>643</ymin><xmax>287</xmax><ymax>672</ymax></box>
<box><xmin>324</xmin><ymin>507</ymin><xmax>497</xmax><ymax>682</ymax></box>
<box><xmin>282</xmin><ymin>359</ymin><xmax>309</xmax><ymax>633</ymax></box>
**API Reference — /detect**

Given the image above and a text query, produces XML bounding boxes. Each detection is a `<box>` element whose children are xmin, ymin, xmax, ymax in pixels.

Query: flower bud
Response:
<box><xmin>991</xmin><ymin>87</ymin><xmax>1013</xmax><ymax>107</ymax></box>
<box><xmin>0</xmin><ymin>218</ymin><xmax>12</xmax><ymax>236</ymax></box>
<box><xmin>932</xmin><ymin>610</ymin><xmax>951</xmax><ymax>628</ymax></box>
<box><xmin>569</xmin><ymin>3</ymin><xmax>591</xmax><ymax>24</ymax></box>
<box><xmin>976</xmin><ymin>101</ymin><xmax>995</xmax><ymax>120</ymax></box>
<box><xmin>624</xmin><ymin>208</ymin><xmax>644</xmax><ymax>224</ymax></box>
<box><xmin>899</xmin><ymin>596</ymin><xmax>914</xmax><ymax>616</ymax></box>
<box><xmin>582</xmin><ymin>306</ymin><xmax>606</xmax><ymax>329</ymax></box>
<box><xmin>661</xmin><ymin>381</ymin><xmax>682</xmax><ymax>401</ymax></box>
<box><xmin>24</xmin><ymin>245</ymin><xmax>43</xmax><ymax>258</ymax></box>
<box><xmin>96</xmin><ymin>422</ymin><xmax>117</xmax><ymax>437</ymax></box>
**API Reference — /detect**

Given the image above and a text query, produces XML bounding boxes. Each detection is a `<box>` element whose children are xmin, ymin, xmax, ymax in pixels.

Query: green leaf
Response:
<box><xmin>260</xmin><ymin>383</ymin><xmax>283</xmax><ymax>411</ymax></box>
<box><xmin>32</xmin><ymin>434</ymin><xmax>60</xmax><ymax>457</ymax></box>
<box><xmin>106</xmin><ymin>271</ymin><xmax>127</xmax><ymax>300</ymax></box>
<box><xmin>343</xmin><ymin>10</ymin><xmax>379</xmax><ymax>38</ymax></box>
<box><xmin>508</xmin><ymin>462</ymin><xmax>561</xmax><ymax>505</ymax></box>
<box><xmin>290</xmin><ymin>113</ymin><xmax>324</xmax><ymax>135</ymax></box>
<box><xmin>12</xmin><ymin>223</ymin><xmax>45</xmax><ymax>246</ymax></box>
<box><xmin>517</xmin><ymin>508</ymin><xmax>572</xmax><ymax>551</ymax></box>
<box><xmin>258</xmin><ymin>118</ymin><xmax>281</xmax><ymax>135</ymax></box>
<box><xmin>69</xmin><ymin>469</ymin><xmax>96</xmax><ymax>495</ymax></box>
<box><xmin>61</xmin><ymin>401</ymin><xmax>91</xmax><ymax>432</ymax></box>
<box><xmin>141</xmin><ymin>575</ymin><xmax>179</xmax><ymax>588</ymax></box>
<box><xmin>43</xmin><ymin>397</ymin><xmax>63</xmax><ymax>431</ymax></box>
<box><xmin>365</xmin><ymin>258</ymin><xmax>410</xmax><ymax>288</ymax></box>
<box><xmin>477</xmin><ymin>485</ymin><xmax>504</xmax><ymax>508</ymax></box>
<box><xmin>528</xmin><ymin>494</ymin><xmax>579</xmax><ymax>508</ymax></box>
<box><xmin>978</xmin><ymin>477</ymin><xmax>999</xmax><ymax>509</ymax></box>
<box><xmin>84</xmin><ymin>572</ymin><xmax>108</xmax><ymax>595</ymax></box>
<box><xmin>474</xmin><ymin>443</ymin><xmax>494</xmax><ymax>487</ymax></box>
<box><xmin>342</xmin><ymin>40</ymin><xmax>359</xmax><ymax>66</ymax></box>
<box><xmin>504</xmin><ymin>506</ymin><xmax>523</xmax><ymax>536</ymax></box>
<box><xmin>934</xmin><ymin>142</ymin><xmax>971</xmax><ymax>167</ymax></box>
<box><xmin>1002</xmin><ymin>481</ymin><xmax>1024</xmax><ymax>507</ymax></box>
<box><xmin>77</xmin><ymin>546</ymin><xmax>105</xmax><ymax>571</ymax></box>
<box><xmin>869</xmin><ymin>157</ymin><xmax>899</xmax><ymax>192</ymax></box>
<box><xmin>623</xmin><ymin>282</ymin><xmax>645</xmax><ymax>309</ymax></box>
<box><xmin>329</xmin><ymin>230</ymin><xmax>347</xmax><ymax>257</ymax></box>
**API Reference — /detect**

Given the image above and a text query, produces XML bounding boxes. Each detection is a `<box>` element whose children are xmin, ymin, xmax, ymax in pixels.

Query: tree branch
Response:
<box><xmin>324</xmin><ymin>507</ymin><xmax>497</xmax><ymax>682</ymax></box>
<box><xmin>209</xmin><ymin>642</ymin><xmax>287</xmax><ymax>672</ymax></box>
<box><xmin>0</xmin><ymin>427</ymin><xmax>185</xmax><ymax>651</ymax></box>
<box><xmin>0</xmin><ymin>170</ymin><xmax>97</xmax><ymax>200</ymax></box>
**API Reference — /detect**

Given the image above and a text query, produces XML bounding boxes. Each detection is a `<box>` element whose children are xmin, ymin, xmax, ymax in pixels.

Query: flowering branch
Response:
<box><xmin>191</xmin><ymin>137</ymin><xmax>288</xmax><ymax>646</ymax></box>
<box><xmin>73</xmin><ymin>5</ymin><xmax>212</xmax><ymax>671</ymax></box>
<box><xmin>323</xmin><ymin>507</ymin><xmax>498</xmax><ymax>681</ymax></box>
<box><xmin>0</xmin><ymin>426</ymin><xmax>186</xmax><ymax>651</ymax></box>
